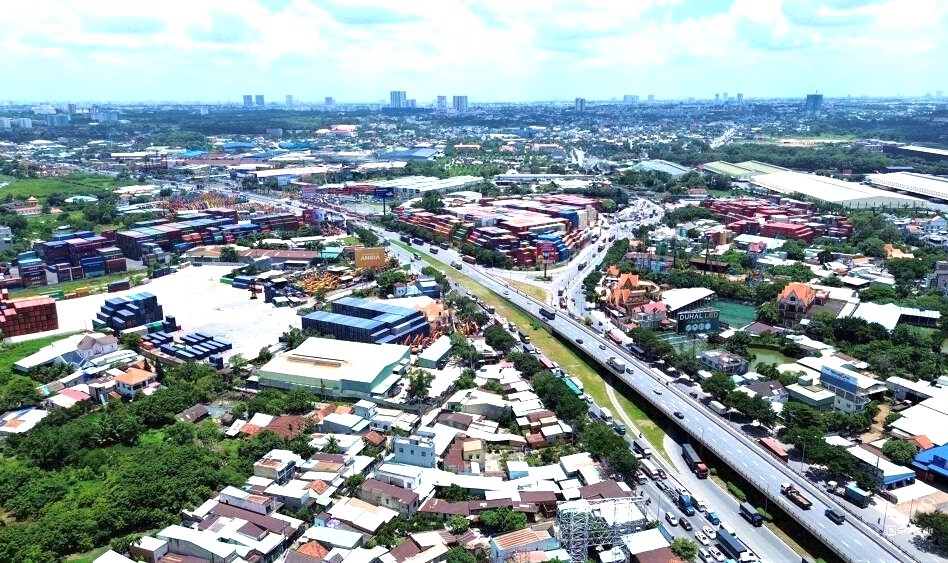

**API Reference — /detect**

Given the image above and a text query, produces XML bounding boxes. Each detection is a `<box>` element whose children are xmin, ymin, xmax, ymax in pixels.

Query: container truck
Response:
<box><xmin>780</xmin><ymin>482</ymin><xmax>813</xmax><ymax>510</ymax></box>
<box><xmin>708</xmin><ymin>400</ymin><xmax>728</xmax><ymax>415</ymax></box>
<box><xmin>677</xmin><ymin>493</ymin><xmax>696</xmax><ymax>516</ymax></box>
<box><xmin>844</xmin><ymin>484</ymin><xmax>871</xmax><ymax>508</ymax></box>
<box><xmin>716</xmin><ymin>530</ymin><xmax>747</xmax><ymax>560</ymax></box>
<box><xmin>607</xmin><ymin>356</ymin><xmax>626</xmax><ymax>373</ymax></box>
<box><xmin>739</xmin><ymin>501</ymin><xmax>763</xmax><ymax>527</ymax></box>
<box><xmin>632</xmin><ymin>439</ymin><xmax>652</xmax><ymax>458</ymax></box>
<box><xmin>682</xmin><ymin>443</ymin><xmax>709</xmax><ymax>479</ymax></box>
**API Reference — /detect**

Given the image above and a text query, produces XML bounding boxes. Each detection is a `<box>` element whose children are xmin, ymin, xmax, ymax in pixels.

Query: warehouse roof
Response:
<box><xmin>751</xmin><ymin>171</ymin><xmax>928</xmax><ymax>209</ymax></box>
<box><xmin>866</xmin><ymin>172</ymin><xmax>948</xmax><ymax>201</ymax></box>
<box><xmin>661</xmin><ymin>287</ymin><xmax>715</xmax><ymax>313</ymax></box>
<box><xmin>259</xmin><ymin>337</ymin><xmax>408</xmax><ymax>385</ymax></box>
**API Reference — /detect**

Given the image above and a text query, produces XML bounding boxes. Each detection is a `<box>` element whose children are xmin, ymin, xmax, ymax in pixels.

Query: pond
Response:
<box><xmin>717</xmin><ymin>300</ymin><xmax>757</xmax><ymax>328</ymax></box>
<box><xmin>748</xmin><ymin>346</ymin><xmax>798</xmax><ymax>369</ymax></box>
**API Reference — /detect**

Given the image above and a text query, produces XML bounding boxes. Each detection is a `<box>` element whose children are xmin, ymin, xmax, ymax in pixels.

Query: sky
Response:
<box><xmin>1</xmin><ymin>0</ymin><xmax>946</xmax><ymax>103</ymax></box>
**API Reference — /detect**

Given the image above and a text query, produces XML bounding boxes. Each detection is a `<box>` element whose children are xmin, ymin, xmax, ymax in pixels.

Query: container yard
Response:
<box><xmin>394</xmin><ymin>194</ymin><xmax>600</xmax><ymax>267</ymax></box>
<box><xmin>93</xmin><ymin>292</ymin><xmax>164</xmax><ymax>332</ymax></box>
<box><xmin>49</xmin><ymin>265</ymin><xmax>304</xmax><ymax>361</ymax></box>
<box><xmin>142</xmin><ymin>330</ymin><xmax>232</xmax><ymax>367</ymax></box>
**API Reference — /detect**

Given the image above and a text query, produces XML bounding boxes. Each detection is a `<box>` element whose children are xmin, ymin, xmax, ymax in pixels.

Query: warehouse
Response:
<box><xmin>866</xmin><ymin>172</ymin><xmax>948</xmax><ymax>201</ymax></box>
<box><xmin>367</xmin><ymin>175</ymin><xmax>482</xmax><ymax>199</ymax></box>
<box><xmin>751</xmin><ymin>171</ymin><xmax>928</xmax><ymax>209</ymax></box>
<box><xmin>302</xmin><ymin>297</ymin><xmax>430</xmax><ymax>344</ymax></box>
<box><xmin>257</xmin><ymin>337</ymin><xmax>410</xmax><ymax>398</ymax></box>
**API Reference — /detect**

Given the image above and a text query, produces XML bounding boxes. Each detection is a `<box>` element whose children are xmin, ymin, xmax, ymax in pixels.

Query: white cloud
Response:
<box><xmin>0</xmin><ymin>0</ymin><xmax>944</xmax><ymax>101</ymax></box>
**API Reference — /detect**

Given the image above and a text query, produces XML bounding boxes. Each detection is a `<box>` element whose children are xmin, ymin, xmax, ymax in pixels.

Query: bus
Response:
<box><xmin>539</xmin><ymin>308</ymin><xmax>556</xmax><ymax>321</ymax></box>
<box><xmin>759</xmin><ymin>438</ymin><xmax>790</xmax><ymax>463</ymax></box>
<box><xmin>640</xmin><ymin>459</ymin><xmax>660</xmax><ymax>480</ymax></box>
<box><xmin>608</xmin><ymin>328</ymin><xmax>633</xmax><ymax>348</ymax></box>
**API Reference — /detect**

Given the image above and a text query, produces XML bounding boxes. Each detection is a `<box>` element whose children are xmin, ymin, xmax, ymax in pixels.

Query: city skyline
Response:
<box><xmin>1</xmin><ymin>0</ymin><xmax>946</xmax><ymax>103</ymax></box>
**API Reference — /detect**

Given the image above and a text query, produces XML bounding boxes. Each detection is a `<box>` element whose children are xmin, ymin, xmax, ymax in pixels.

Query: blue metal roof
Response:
<box><xmin>914</xmin><ymin>445</ymin><xmax>948</xmax><ymax>479</ymax></box>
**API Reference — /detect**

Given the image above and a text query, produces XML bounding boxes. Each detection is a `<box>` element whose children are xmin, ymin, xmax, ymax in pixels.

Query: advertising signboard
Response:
<box><xmin>300</xmin><ymin>185</ymin><xmax>319</xmax><ymax>200</ymax></box>
<box><xmin>535</xmin><ymin>241</ymin><xmax>558</xmax><ymax>265</ymax></box>
<box><xmin>374</xmin><ymin>187</ymin><xmax>395</xmax><ymax>199</ymax></box>
<box><xmin>354</xmin><ymin>247</ymin><xmax>388</xmax><ymax>269</ymax></box>
<box><xmin>676</xmin><ymin>307</ymin><xmax>720</xmax><ymax>334</ymax></box>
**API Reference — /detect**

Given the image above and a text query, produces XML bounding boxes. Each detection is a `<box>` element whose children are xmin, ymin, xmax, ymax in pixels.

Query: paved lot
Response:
<box><xmin>50</xmin><ymin>265</ymin><xmax>304</xmax><ymax>361</ymax></box>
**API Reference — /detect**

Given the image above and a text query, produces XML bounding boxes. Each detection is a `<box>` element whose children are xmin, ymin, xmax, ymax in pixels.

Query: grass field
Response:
<box><xmin>0</xmin><ymin>332</ymin><xmax>80</xmax><ymax>374</ymax></box>
<box><xmin>0</xmin><ymin>173</ymin><xmax>126</xmax><ymax>200</ymax></box>
<box><xmin>393</xmin><ymin>241</ymin><xmax>668</xmax><ymax>455</ymax></box>
<box><xmin>7</xmin><ymin>270</ymin><xmax>148</xmax><ymax>298</ymax></box>
<box><xmin>508</xmin><ymin>279</ymin><xmax>549</xmax><ymax>302</ymax></box>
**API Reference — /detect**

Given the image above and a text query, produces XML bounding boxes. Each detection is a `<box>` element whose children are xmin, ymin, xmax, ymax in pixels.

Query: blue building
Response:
<box><xmin>303</xmin><ymin>297</ymin><xmax>429</xmax><ymax>344</ymax></box>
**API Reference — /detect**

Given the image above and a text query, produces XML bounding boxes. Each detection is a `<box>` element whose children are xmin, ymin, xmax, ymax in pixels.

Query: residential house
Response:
<box><xmin>358</xmin><ymin>478</ymin><xmax>420</xmax><ymax>516</ymax></box>
<box><xmin>629</xmin><ymin>301</ymin><xmax>667</xmax><ymax>330</ymax></box>
<box><xmin>738</xmin><ymin>380</ymin><xmax>789</xmax><ymax>403</ymax></box>
<box><xmin>393</xmin><ymin>434</ymin><xmax>438</xmax><ymax>468</ymax></box>
<box><xmin>699</xmin><ymin>349</ymin><xmax>749</xmax><ymax>375</ymax></box>
<box><xmin>462</xmin><ymin>439</ymin><xmax>484</xmax><ymax>462</ymax></box>
<box><xmin>113</xmin><ymin>367</ymin><xmax>158</xmax><ymax>398</ymax></box>
<box><xmin>489</xmin><ymin>528</ymin><xmax>558</xmax><ymax>563</ymax></box>
<box><xmin>254</xmin><ymin>449</ymin><xmax>302</xmax><ymax>484</ymax></box>
<box><xmin>606</xmin><ymin>273</ymin><xmax>660</xmax><ymax>316</ymax></box>
<box><xmin>777</xmin><ymin>282</ymin><xmax>819</xmax><ymax>328</ymax></box>
<box><xmin>76</xmin><ymin>333</ymin><xmax>120</xmax><ymax>362</ymax></box>
<box><xmin>930</xmin><ymin>261</ymin><xmax>948</xmax><ymax>296</ymax></box>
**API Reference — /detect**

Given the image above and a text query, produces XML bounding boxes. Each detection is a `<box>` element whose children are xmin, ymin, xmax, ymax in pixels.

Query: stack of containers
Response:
<box><xmin>18</xmin><ymin>252</ymin><xmax>48</xmax><ymax>288</ymax></box>
<box><xmin>0</xmin><ymin>290</ymin><xmax>58</xmax><ymax>336</ymax></box>
<box><xmin>231</xmin><ymin>276</ymin><xmax>254</xmax><ymax>290</ymax></box>
<box><xmin>107</xmin><ymin>279</ymin><xmax>131</xmax><ymax>292</ymax></box>
<box><xmin>93</xmin><ymin>292</ymin><xmax>164</xmax><ymax>332</ymax></box>
<box><xmin>98</xmin><ymin>247</ymin><xmax>126</xmax><ymax>274</ymax></box>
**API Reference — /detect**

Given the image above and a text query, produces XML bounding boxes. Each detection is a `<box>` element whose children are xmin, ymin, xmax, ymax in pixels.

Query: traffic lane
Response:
<box><xmin>408</xmin><ymin>243</ymin><xmax>905</xmax><ymax>563</ymax></box>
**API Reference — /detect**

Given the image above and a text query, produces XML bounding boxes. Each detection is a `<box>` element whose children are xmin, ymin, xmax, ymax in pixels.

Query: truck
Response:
<box><xmin>844</xmin><ymin>483</ymin><xmax>872</xmax><ymax>508</ymax></box>
<box><xmin>539</xmin><ymin>308</ymin><xmax>556</xmax><ymax>321</ymax></box>
<box><xmin>739</xmin><ymin>501</ymin><xmax>763</xmax><ymax>527</ymax></box>
<box><xmin>716</xmin><ymin>530</ymin><xmax>748</xmax><ymax>560</ymax></box>
<box><xmin>705</xmin><ymin>511</ymin><xmax>721</xmax><ymax>526</ymax></box>
<box><xmin>780</xmin><ymin>482</ymin><xmax>813</xmax><ymax>510</ymax></box>
<box><xmin>708</xmin><ymin>400</ymin><xmax>729</xmax><ymax>416</ymax></box>
<box><xmin>682</xmin><ymin>443</ymin><xmax>709</xmax><ymax>479</ymax></box>
<box><xmin>632</xmin><ymin>439</ymin><xmax>652</xmax><ymax>458</ymax></box>
<box><xmin>639</xmin><ymin>459</ymin><xmax>660</xmax><ymax>480</ymax></box>
<box><xmin>607</xmin><ymin>356</ymin><xmax>626</xmax><ymax>373</ymax></box>
<box><xmin>677</xmin><ymin>493</ymin><xmax>696</xmax><ymax>516</ymax></box>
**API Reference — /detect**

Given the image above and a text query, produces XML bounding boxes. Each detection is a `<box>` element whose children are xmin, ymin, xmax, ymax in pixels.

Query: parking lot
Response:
<box><xmin>50</xmin><ymin>265</ymin><xmax>305</xmax><ymax>361</ymax></box>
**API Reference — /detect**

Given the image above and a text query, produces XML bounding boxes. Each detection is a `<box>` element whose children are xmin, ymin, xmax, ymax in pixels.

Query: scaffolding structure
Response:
<box><xmin>556</xmin><ymin>495</ymin><xmax>649</xmax><ymax>562</ymax></box>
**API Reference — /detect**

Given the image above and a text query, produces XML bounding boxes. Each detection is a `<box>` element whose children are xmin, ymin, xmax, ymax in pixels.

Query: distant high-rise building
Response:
<box><xmin>390</xmin><ymin>90</ymin><xmax>408</xmax><ymax>108</ymax></box>
<box><xmin>723</xmin><ymin>92</ymin><xmax>729</xmax><ymax>101</ymax></box>
<box><xmin>255</xmin><ymin>94</ymin><xmax>265</xmax><ymax>107</ymax></box>
<box><xmin>407</xmin><ymin>99</ymin><xmax>417</xmax><ymax>108</ymax></box>
<box><xmin>285</xmin><ymin>95</ymin><xmax>293</xmax><ymax>107</ymax></box>
<box><xmin>647</xmin><ymin>94</ymin><xmax>655</xmax><ymax>102</ymax></box>
<box><xmin>325</xmin><ymin>97</ymin><xmax>335</xmax><ymax>106</ymax></box>
<box><xmin>452</xmin><ymin>95</ymin><xmax>468</xmax><ymax>113</ymax></box>
<box><xmin>804</xmin><ymin>93</ymin><xmax>824</xmax><ymax>114</ymax></box>
<box><xmin>574</xmin><ymin>97</ymin><xmax>586</xmax><ymax>112</ymax></box>
<box><xmin>436</xmin><ymin>96</ymin><xmax>447</xmax><ymax>111</ymax></box>
<box><xmin>737</xmin><ymin>93</ymin><xmax>744</xmax><ymax>105</ymax></box>
<box><xmin>46</xmin><ymin>113</ymin><xmax>70</xmax><ymax>127</ymax></box>
<box><xmin>715</xmin><ymin>93</ymin><xmax>720</xmax><ymax>103</ymax></box>
<box><xmin>623</xmin><ymin>95</ymin><xmax>638</xmax><ymax>104</ymax></box>
<box><xmin>243</xmin><ymin>95</ymin><xmax>253</xmax><ymax>107</ymax></box>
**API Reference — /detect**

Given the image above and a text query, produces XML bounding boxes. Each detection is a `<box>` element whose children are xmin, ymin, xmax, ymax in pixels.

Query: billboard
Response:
<box><xmin>354</xmin><ymin>247</ymin><xmax>388</xmax><ymax>269</ymax></box>
<box><xmin>676</xmin><ymin>307</ymin><xmax>720</xmax><ymax>334</ymax></box>
<box><xmin>300</xmin><ymin>185</ymin><xmax>319</xmax><ymax>200</ymax></box>
<box><xmin>374</xmin><ymin>187</ymin><xmax>395</xmax><ymax>199</ymax></box>
<box><xmin>536</xmin><ymin>241</ymin><xmax>558</xmax><ymax>265</ymax></box>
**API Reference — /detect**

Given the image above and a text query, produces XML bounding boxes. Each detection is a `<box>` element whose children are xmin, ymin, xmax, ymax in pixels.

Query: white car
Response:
<box><xmin>665</xmin><ymin>511</ymin><xmax>678</xmax><ymax>526</ymax></box>
<box><xmin>697</xmin><ymin>549</ymin><xmax>712</xmax><ymax>563</ymax></box>
<box><xmin>702</xmin><ymin>525</ymin><xmax>717</xmax><ymax>539</ymax></box>
<box><xmin>694</xmin><ymin>531</ymin><xmax>710</xmax><ymax>546</ymax></box>
<box><xmin>708</xmin><ymin>546</ymin><xmax>726</xmax><ymax>562</ymax></box>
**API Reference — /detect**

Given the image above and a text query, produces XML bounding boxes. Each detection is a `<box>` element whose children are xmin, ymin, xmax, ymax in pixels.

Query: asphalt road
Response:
<box><xmin>390</xmin><ymin>236</ymin><xmax>914</xmax><ymax>563</ymax></box>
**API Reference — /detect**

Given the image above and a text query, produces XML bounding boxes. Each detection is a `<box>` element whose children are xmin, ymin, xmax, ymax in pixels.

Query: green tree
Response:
<box><xmin>882</xmin><ymin>439</ymin><xmax>918</xmax><ymax>466</ymax></box>
<box><xmin>447</xmin><ymin>515</ymin><xmax>470</xmax><ymax>534</ymax></box>
<box><xmin>755</xmin><ymin>302</ymin><xmax>779</xmax><ymax>325</ymax></box>
<box><xmin>445</xmin><ymin>546</ymin><xmax>477</xmax><ymax>563</ymax></box>
<box><xmin>284</xmin><ymin>388</ymin><xmax>314</xmax><ymax>414</ymax></box>
<box><xmin>442</xmin><ymin>484</ymin><xmax>472</xmax><ymax>502</ymax></box>
<box><xmin>484</xmin><ymin>325</ymin><xmax>517</xmax><ymax>353</ymax></box>
<box><xmin>407</xmin><ymin>369</ymin><xmax>435</xmax><ymax>401</ymax></box>
<box><xmin>914</xmin><ymin>510</ymin><xmax>948</xmax><ymax>547</ymax></box>
<box><xmin>671</xmin><ymin>537</ymin><xmax>699</xmax><ymax>561</ymax></box>
<box><xmin>479</xmin><ymin>507</ymin><xmax>526</xmax><ymax>534</ymax></box>
<box><xmin>377</xmin><ymin>269</ymin><xmax>408</xmax><ymax>296</ymax></box>
<box><xmin>701</xmin><ymin>373</ymin><xmax>735</xmax><ymax>402</ymax></box>
<box><xmin>219</xmin><ymin>245</ymin><xmax>239</xmax><ymax>263</ymax></box>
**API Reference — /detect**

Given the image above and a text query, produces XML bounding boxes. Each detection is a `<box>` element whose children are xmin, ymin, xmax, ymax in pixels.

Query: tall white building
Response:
<box><xmin>285</xmin><ymin>95</ymin><xmax>293</xmax><ymax>107</ymax></box>
<box><xmin>390</xmin><ymin>90</ymin><xmax>407</xmax><ymax>108</ymax></box>
<box><xmin>574</xmin><ymin>97</ymin><xmax>586</xmax><ymax>112</ymax></box>
<box><xmin>436</xmin><ymin>95</ymin><xmax>447</xmax><ymax>111</ymax></box>
<box><xmin>452</xmin><ymin>95</ymin><xmax>468</xmax><ymax>112</ymax></box>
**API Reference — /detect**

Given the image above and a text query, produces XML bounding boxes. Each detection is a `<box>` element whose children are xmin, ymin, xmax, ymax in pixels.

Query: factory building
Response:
<box><xmin>302</xmin><ymin>297</ymin><xmax>429</xmax><ymax>345</ymax></box>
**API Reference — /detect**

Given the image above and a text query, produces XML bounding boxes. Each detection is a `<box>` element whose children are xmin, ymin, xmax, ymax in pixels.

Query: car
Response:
<box><xmin>674</xmin><ymin>411</ymin><xmax>685</xmax><ymax>419</ymax></box>
<box><xmin>678</xmin><ymin>517</ymin><xmax>693</xmax><ymax>531</ymax></box>
<box><xmin>697</xmin><ymin>549</ymin><xmax>712</xmax><ymax>563</ymax></box>
<box><xmin>707</xmin><ymin>546</ymin><xmax>726</xmax><ymax>562</ymax></box>
<box><xmin>702</xmin><ymin>525</ymin><xmax>716</xmax><ymax>539</ymax></box>
<box><xmin>689</xmin><ymin>391</ymin><xmax>699</xmax><ymax>398</ymax></box>
<box><xmin>694</xmin><ymin>531</ymin><xmax>710</xmax><ymax>546</ymax></box>
<box><xmin>503</xmin><ymin>290</ymin><xmax>509</xmax><ymax>296</ymax></box>
<box><xmin>575</xmin><ymin>337</ymin><xmax>583</xmax><ymax>344</ymax></box>
<box><xmin>665</xmin><ymin>512</ymin><xmax>678</xmax><ymax>526</ymax></box>
<box><xmin>656</xmin><ymin>481</ymin><xmax>670</xmax><ymax>493</ymax></box>
<box><xmin>658</xmin><ymin>469</ymin><xmax>667</xmax><ymax>479</ymax></box>
<box><xmin>599</xmin><ymin>343</ymin><xmax>607</xmax><ymax>350</ymax></box>
<box><xmin>653</xmin><ymin>388</ymin><xmax>663</xmax><ymax>395</ymax></box>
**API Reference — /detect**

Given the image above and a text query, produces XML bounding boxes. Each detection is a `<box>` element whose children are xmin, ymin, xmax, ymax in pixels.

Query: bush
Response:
<box><xmin>727</xmin><ymin>482</ymin><xmax>747</xmax><ymax>502</ymax></box>
<box><xmin>756</xmin><ymin>507</ymin><xmax>773</xmax><ymax>522</ymax></box>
